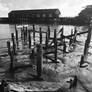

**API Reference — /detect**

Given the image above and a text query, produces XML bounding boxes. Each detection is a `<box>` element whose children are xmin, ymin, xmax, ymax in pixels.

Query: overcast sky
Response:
<box><xmin>0</xmin><ymin>0</ymin><xmax>92</xmax><ymax>17</ymax></box>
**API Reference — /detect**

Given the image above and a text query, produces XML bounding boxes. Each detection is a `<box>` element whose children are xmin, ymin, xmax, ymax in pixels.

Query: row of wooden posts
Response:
<box><xmin>6</xmin><ymin>24</ymin><xmax>82</xmax><ymax>78</ymax></box>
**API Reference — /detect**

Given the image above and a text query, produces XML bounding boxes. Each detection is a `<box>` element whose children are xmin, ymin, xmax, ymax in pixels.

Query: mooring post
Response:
<box><xmin>33</xmin><ymin>24</ymin><xmax>35</xmax><ymax>45</ymax></box>
<box><xmin>28</xmin><ymin>30</ymin><xmax>31</xmax><ymax>49</ymax></box>
<box><xmin>7</xmin><ymin>41</ymin><xmax>11</xmax><ymax>55</ymax></box>
<box><xmin>15</xmin><ymin>25</ymin><xmax>18</xmax><ymax>48</ymax></box>
<box><xmin>39</xmin><ymin>27</ymin><xmax>42</xmax><ymax>44</ymax></box>
<box><xmin>11</xmin><ymin>33</ymin><xmax>16</xmax><ymax>55</ymax></box>
<box><xmin>36</xmin><ymin>44</ymin><xmax>43</xmax><ymax>77</ymax></box>
<box><xmin>54</xmin><ymin>29</ymin><xmax>57</xmax><ymax>63</ymax></box>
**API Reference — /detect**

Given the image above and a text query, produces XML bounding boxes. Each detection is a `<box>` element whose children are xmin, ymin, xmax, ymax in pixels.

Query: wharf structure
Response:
<box><xmin>8</xmin><ymin>9</ymin><xmax>61</xmax><ymax>24</ymax></box>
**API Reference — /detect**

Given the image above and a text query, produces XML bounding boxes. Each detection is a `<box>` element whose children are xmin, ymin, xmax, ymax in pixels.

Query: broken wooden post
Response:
<box><xmin>36</xmin><ymin>44</ymin><xmax>43</xmax><ymax>77</ymax></box>
<box><xmin>54</xmin><ymin>29</ymin><xmax>57</xmax><ymax>63</ymax></box>
<box><xmin>39</xmin><ymin>27</ymin><xmax>42</xmax><ymax>44</ymax></box>
<box><xmin>15</xmin><ymin>25</ymin><xmax>18</xmax><ymax>48</ymax></box>
<box><xmin>28</xmin><ymin>30</ymin><xmax>31</xmax><ymax>49</ymax></box>
<box><xmin>80</xmin><ymin>18</ymin><xmax>92</xmax><ymax>67</ymax></box>
<box><xmin>33</xmin><ymin>24</ymin><xmax>35</xmax><ymax>45</ymax></box>
<box><xmin>7</xmin><ymin>41</ymin><xmax>11</xmax><ymax>55</ymax></box>
<box><xmin>11</xmin><ymin>33</ymin><xmax>16</xmax><ymax>55</ymax></box>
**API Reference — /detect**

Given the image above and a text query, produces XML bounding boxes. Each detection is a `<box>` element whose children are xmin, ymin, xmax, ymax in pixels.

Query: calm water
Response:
<box><xmin>0</xmin><ymin>24</ymin><xmax>76</xmax><ymax>48</ymax></box>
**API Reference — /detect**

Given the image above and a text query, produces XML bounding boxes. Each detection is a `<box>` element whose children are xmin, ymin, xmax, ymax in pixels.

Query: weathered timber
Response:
<box><xmin>28</xmin><ymin>30</ymin><xmax>31</xmax><ymax>49</ymax></box>
<box><xmin>7</xmin><ymin>41</ymin><xmax>11</xmax><ymax>55</ymax></box>
<box><xmin>54</xmin><ymin>29</ymin><xmax>57</xmax><ymax>63</ymax></box>
<box><xmin>80</xmin><ymin>20</ymin><xmax>92</xmax><ymax>67</ymax></box>
<box><xmin>11</xmin><ymin>33</ymin><xmax>16</xmax><ymax>55</ymax></box>
<box><xmin>47</xmin><ymin>26</ymin><xmax>50</xmax><ymax>40</ymax></box>
<box><xmin>15</xmin><ymin>25</ymin><xmax>18</xmax><ymax>47</ymax></box>
<box><xmin>64</xmin><ymin>31</ymin><xmax>88</xmax><ymax>39</ymax></box>
<box><xmin>39</xmin><ymin>27</ymin><xmax>42</xmax><ymax>44</ymax></box>
<box><xmin>35</xmin><ymin>44</ymin><xmax>43</xmax><ymax>77</ymax></box>
<box><xmin>9</xmin><ymin>50</ymin><xmax>14</xmax><ymax>72</ymax></box>
<box><xmin>33</xmin><ymin>24</ymin><xmax>35</xmax><ymax>45</ymax></box>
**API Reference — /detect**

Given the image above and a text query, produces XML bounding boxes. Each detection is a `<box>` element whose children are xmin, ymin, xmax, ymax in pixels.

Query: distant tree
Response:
<box><xmin>78</xmin><ymin>5</ymin><xmax>92</xmax><ymax>25</ymax></box>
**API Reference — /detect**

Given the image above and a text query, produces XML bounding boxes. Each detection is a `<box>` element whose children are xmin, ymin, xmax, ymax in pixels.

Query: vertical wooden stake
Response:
<box><xmin>10</xmin><ymin>50</ymin><xmax>14</xmax><ymax>72</ymax></box>
<box><xmin>7</xmin><ymin>41</ymin><xmax>11</xmax><ymax>55</ymax></box>
<box><xmin>36</xmin><ymin>44</ymin><xmax>43</xmax><ymax>77</ymax></box>
<box><xmin>15</xmin><ymin>25</ymin><xmax>18</xmax><ymax>47</ymax></box>
<box><xmin>28</xmin><ymin>30</ymin><xmax>31</xmax><ymax>49</ymax></box>
<box><xmin>80</xmin><ymin>19</ymin><xmax>92</xmax><ymax>67</ymax></box>
<box><xmin>47</xmin><ymin>26</ymin><xmax>50</xmax><ymax>39</ymax></box>
<box><xmin>45</xmin><ymin>32</ymin><xmax>48</xmax><ymax>49</ymax></box>
<box><xmin>54</xmin><ymin>29</ymin><xmax>57</xmax><ymax>63</ymax></box>
<box><xmin>11</xmin><ymin>33</ymin><xmax>16</xmax><ymax>55</ymax></box>
<box><xmin>33</xmin><ymin>24</ymin><xmax>35</xmax><ymax>45</ymax></box>
<box><xmin>63</xmin><ymin>40</ymin><xmax>66</xmax><ymax>54</ymax></box>
<box><xmin>39</xmin><ymin>27</ymin><xmax>42</xmax><ymax>44</ymax></box>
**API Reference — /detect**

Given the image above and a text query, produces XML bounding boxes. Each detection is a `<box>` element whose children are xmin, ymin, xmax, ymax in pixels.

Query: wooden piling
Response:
<box><xmin>28</xmin><ymin>30</ymin><xmax>31</xmax><ymax>49</ymax></box>
<box><xmin>36</xmin><ymin>44</ymin><xmax>43</xmax><ymax>77</ymax></box>
<box><xmin>15</xmin><ymin>25</ymin><xmax>18</xmax><ymax>47</ymax></box>
<box><xmin>10</xmin><ymin>50</ymin><xmax>14</xmax><ymax>72</ymax></box>
<box><xmin>33</xmin><ymin>24</ymin><xmax>35</xmax><ymax>45</ymax></box>
<box><xmin>7</xmin><ymin>41</ymin><xmax>11</xmax><ymax>55</ymax></box>
<box><xmin>54</xmin><ymin>29</ymin><xmax>57</xmax><ymax>63</ymax></box>
<box><xmin>25</xmin><ymin>27</ymin><xmax>28</xmax><ymax>40</ymax></box>
<box><xmin>63</xmin><ymin>40</ymin><xmax>66</xmax><ymax>54</ymax></box>
<box><xmin>80</xmin><ymin>18</ymin><xmax>92</xmax><ymax>66</ymax></box>
<box><xmin>47</xmin><ymin>26</ymin><xmax>50</xmax><ymax>40</ymax></box>
<box><xmin>39</xmin><ymin>27</ymin><xmax>42</xmax><ymax>44</ymax></box>
<box><xmin>11</xmin><ymin>33</ymin><xmax>16</xmax><ymax>55</ymax></box>
<box><xmin>45</xmin><ymin>32</ymin><xmax>48</xmax><ymax>49</ymax></box>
